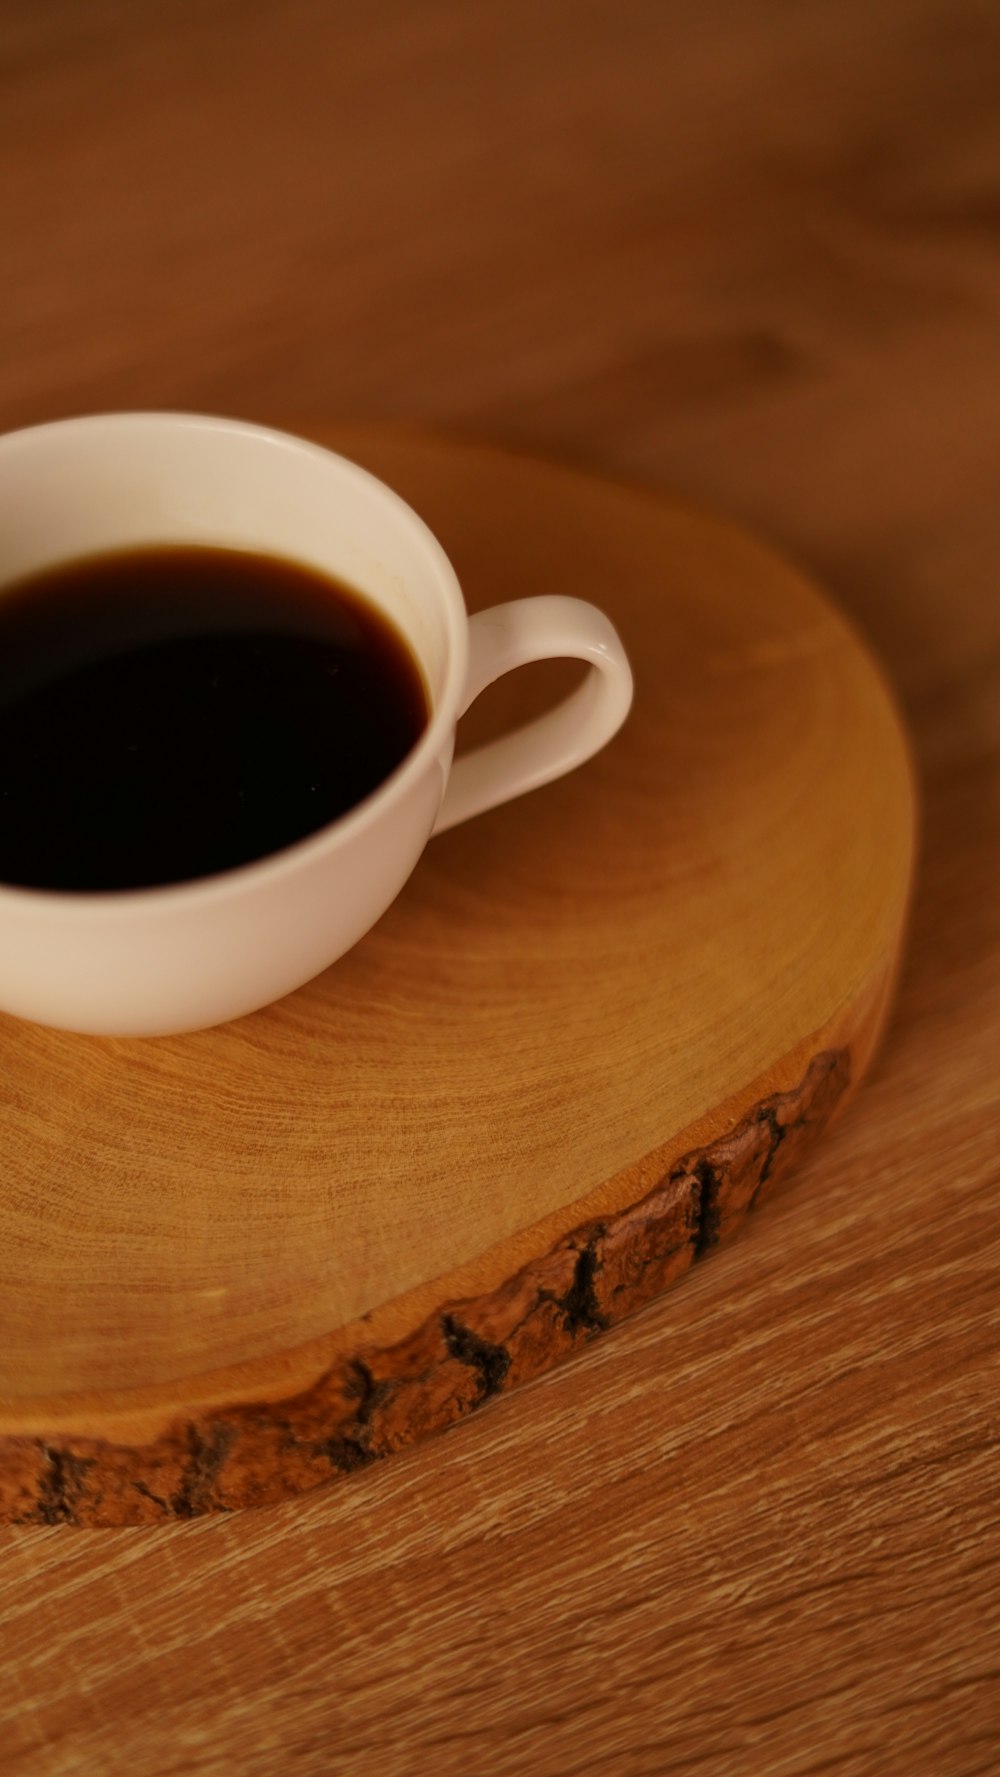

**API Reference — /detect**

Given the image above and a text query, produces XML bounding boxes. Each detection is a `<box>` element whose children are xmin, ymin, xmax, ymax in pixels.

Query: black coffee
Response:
<box><xmin>0</xmin><ymin>545</ymin><xmax>429</xmax><ymax>892</ymax></box>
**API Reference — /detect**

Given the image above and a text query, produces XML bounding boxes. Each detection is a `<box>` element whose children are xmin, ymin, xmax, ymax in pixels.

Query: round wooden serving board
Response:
<box><xmin>0</xmin><ymin>429</ymin><xmax>915</xmax><ymax>1525</ymax></box>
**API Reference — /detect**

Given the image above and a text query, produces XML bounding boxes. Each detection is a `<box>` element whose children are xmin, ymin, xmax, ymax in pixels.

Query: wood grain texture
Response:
<box><xmin>0</xmin><ymin>1050</ymin><xmax>851</xmax><ymax>1525</ymax></box>
<box><xmin>0</xmin><ymin>0</ymin><xmax>998</xmax><ymax>1770</ymax></box>
<box><xmin>0</xmin><ymin>426</ymin><xmax>913</xmax><ymax>1522</ymax></box>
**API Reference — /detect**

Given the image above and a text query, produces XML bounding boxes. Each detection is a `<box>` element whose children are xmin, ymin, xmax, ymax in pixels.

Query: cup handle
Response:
<box><xmin>432</xmin><ymin>596</ymin><xmax>633</xmax><ymax>834</ymax></box>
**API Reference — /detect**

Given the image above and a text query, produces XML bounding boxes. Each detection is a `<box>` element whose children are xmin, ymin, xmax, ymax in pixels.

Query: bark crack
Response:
<box><xmin>35</xmin><ymin>1445</ymin><xmax>94</xmax><ymax>1525</ymax></box>
<box><xmin>316</xmin><ymin>1358</ymin><xmax>385</xmax><ymax>1472</ymax></box>
<box><xmin>170</xmin><ymin>1424</ymin><xmax>234</xmax><ymax>1517</ymax></box>
<box><xmin>317</xmin><ymin>1434</ymin><xmax>379</xmax><ymax>1474</ymax></box>
<box><xmin>441</xmin><ymin>1314</ymin><xmax>512</xmax><ymax>1402</ymax></box>
<box><xmin>693</xmin><ymin>1159</ymin><xmax>721</xmax><ymax>1256</ymax></box>
<box><xmin>757</xmin><ymin>1104</ymin><xmax>789</xmax><ymax>1183</ymax></box>
<box><xmin>131</xmin><ymin>1478</ymin><xmax>170</xmax><ymax>1514</ymax></box>
<box><xmin>553</xmin><ymin>1236</ymin><xmax>609</xmax><ymax>1335</ymax></box>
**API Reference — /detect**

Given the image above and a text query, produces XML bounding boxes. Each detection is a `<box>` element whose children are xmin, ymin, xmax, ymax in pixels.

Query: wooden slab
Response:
<box><xmin>0</xmin><ymin>429</ymin><xmax>915</xmax><ymax>1524</ymax></box>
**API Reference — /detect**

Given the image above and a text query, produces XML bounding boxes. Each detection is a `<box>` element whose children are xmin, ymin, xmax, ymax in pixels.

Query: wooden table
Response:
<box><xmin>1</xmin><ymin>2</ymin><xmax>998</xmax><ymax>1771</ymax></box>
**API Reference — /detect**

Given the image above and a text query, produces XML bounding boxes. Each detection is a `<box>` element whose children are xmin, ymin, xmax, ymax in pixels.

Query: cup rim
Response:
<box><xmin>0</xmin><ymin>411</ymin><xmax>470</xmax><ymax>917</ymax></box>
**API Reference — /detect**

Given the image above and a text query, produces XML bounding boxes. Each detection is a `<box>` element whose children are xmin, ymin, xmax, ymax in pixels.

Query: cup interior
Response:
<box><xmin>0</xmin><ymin>415</ymin><xmax>467</xmax><ymax>718</ymax></box>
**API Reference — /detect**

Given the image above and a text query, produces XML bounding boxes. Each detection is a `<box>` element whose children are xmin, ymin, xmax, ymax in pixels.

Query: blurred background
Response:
<box><xmin>4</xmin><ymin>0</ymin><xmax>998</xmax><ymax>581</ymax></box>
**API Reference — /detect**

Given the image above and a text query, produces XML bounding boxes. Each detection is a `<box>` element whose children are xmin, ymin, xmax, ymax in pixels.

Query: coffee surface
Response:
<box><xmin>0</xmin><ymin>545</ymin><xmax>428</xmax><ymax>892</ymax></box>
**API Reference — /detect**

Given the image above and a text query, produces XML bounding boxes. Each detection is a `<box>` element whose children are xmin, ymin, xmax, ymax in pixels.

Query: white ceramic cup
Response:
<box><xmin>0</xmin><ymin>414</ymin><xmax>632</xmax><ymax>1036</ymax></box>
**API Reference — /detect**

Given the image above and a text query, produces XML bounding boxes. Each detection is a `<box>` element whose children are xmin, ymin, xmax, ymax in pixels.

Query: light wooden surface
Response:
<box><xmin>1</xmin><ymin>0</ymin><xmax>998</xmax><ymax>1767</ymax></box>
<box><xmin>0</xmin><ymin>428</ymin><xmax>914</xmax><ymax>1521</ymax></box>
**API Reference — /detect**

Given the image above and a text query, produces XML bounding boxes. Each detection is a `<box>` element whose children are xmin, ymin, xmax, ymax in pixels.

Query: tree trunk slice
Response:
<box><xmin>0</xmin><ymin>429</ymin><xmax>915</xmax><ymax>1524</ymax></box>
